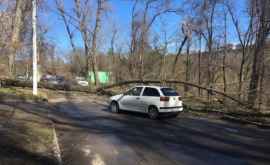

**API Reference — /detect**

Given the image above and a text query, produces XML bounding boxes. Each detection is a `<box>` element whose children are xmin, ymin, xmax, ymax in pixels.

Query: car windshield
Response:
<box><xmin>161</xmin><ymin>88</ymin><xmax>179</xmax><ymax>96</ymax></box>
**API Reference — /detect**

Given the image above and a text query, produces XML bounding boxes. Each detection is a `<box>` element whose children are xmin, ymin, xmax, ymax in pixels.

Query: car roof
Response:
<box><xmin>134</xmin><ymin>85</ymin><xmax>169</xmax><ymax>89</ymax></box>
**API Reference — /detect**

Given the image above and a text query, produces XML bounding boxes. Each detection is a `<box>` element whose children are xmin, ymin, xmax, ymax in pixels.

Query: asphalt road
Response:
<box><xmin>51</xmin><ymin>94</ymin><xmax>270</xmax><ymax>165</ymax></box>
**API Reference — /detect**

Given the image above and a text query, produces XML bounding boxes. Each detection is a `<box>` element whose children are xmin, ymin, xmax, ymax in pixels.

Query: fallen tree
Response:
<box><xmin>1</xmin><ymin>79</ymin><xmax>254</xmax><ymax>110</ymax></box>
<box><xmin>0</xmin><ymin>79</ymin><xmax>92</xmax><ymax>92</ymax></box>
<box><xmin>96</xmin><ymin>80</ymin><xmax>254</xmax><ymax>110</ymax></box>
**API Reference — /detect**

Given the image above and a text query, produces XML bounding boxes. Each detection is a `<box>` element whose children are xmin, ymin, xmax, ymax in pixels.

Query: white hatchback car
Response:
<box><xmin>109</xmin><ymin>86</ymin><xmax>183</xmax><ymax>119</ymax></box>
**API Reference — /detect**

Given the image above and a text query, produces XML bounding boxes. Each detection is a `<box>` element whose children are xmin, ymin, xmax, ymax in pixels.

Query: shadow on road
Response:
<box><xmin>102</xmin><ymin>106</ymin><xmax>179</xmax><ymax>120</ymax></box>
<box><xmin>2</xmin><ymin>99</ymin><xmax>270</xmax><ymax>165</ymax></box>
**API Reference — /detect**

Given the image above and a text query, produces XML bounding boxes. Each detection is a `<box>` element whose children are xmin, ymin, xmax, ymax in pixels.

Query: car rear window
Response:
<box><xmin>161</xmin><ymin>88</ymin><xmax>179</xmax><ymax>96</ymax></box>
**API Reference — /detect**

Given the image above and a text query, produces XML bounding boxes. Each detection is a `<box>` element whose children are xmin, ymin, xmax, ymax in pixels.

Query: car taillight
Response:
<box><xmin>178</xmin><ymin>96</ymin><xmax>182</xmax><ymax>101</ymax></box>
<box><xmin>160</xmin><ymin>96</ymin><xmax>170</xmax><ymax>101</ymax></box>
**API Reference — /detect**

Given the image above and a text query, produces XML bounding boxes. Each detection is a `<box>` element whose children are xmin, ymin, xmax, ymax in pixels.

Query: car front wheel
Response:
<box><xmin>148</xmin><ymin>106</ymin><xmax>159</xmax><ymax>119</ymax></box>
<box><xmin>110</xmin><ymin>101</ymin><xmax>119</xmax><ymax>113</ymax></box>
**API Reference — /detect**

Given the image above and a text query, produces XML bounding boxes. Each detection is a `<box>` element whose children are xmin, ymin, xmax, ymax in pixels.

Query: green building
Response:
<box><xmin>88</xmin><ymin>71</ymin><xmax>110</xmax><ymax>84</ymax></box>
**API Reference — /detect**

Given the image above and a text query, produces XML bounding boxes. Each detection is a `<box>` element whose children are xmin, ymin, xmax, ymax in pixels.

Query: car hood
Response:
<box><xmin>110</xmin><ymin>94</ymin><xmax>124</xmax><ymax>101</ymax></box>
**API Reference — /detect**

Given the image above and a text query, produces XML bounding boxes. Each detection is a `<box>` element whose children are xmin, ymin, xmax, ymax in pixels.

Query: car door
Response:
<box><xmin>140</xmin><ymin>87</ymin><xmax>160</xmax><ymax>112</ymax></box>
<box><xmin>119</xmin><ymin>87</ymin><xmax>143</xmax><ymax>112</ymax></box>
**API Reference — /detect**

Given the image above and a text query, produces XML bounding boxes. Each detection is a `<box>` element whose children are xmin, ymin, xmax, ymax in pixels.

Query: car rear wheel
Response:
<box><xmin>110</xmin><ymin>101</ymin><xmax>119</xmax><ymax>113</ymax></box>
<box><xmin>148</xmin><ymin>106</ymin><xmax>159</xmax><ymax>119</ymax></box>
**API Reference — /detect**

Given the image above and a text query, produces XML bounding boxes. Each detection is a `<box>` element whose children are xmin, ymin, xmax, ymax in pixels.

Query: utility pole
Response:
<box><xmin>32</xmin><ymin>0</ymin><xmax>38</xmax><ymax>95</ymax></box>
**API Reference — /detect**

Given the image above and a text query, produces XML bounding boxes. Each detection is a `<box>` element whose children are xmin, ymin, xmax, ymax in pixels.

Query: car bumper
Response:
<box><xmin>158</xmin><ymin>106</ymin><xmax>183</xmax><ymax>113</ymax></box>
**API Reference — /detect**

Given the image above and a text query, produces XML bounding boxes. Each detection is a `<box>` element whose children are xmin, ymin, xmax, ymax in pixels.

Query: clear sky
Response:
<box><xmin>40</xmin><ymin>0</ymin><xmax>248</xmax><ymax>56</ymax></box>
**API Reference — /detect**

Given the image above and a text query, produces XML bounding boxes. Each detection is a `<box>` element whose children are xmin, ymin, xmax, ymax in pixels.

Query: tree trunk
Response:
<box><xmin>248</xmin><ymin>40</ymin><xmax>266</xmax><ymax>108</ymax></box>
<box><xmin>248</xmin><ymin>0</ymin><xmax>270</xmax><ymax>108</ymax></box>
<box><xmin>258</xmin><ymin>63</ymin><xmax>265</xmax><ymax>111</ymax></box>
<box><xmin>207</xmin><ymin>41</ymin><xmax>212</xmax><ymax>102</ymax></box>
<box><xmin>110</xmin><ymin>28</ymin><xmax>116</xmax><ymax>83</ymax></box>
<box><xmin>74</xmin><ymin>0</ymin><xmax>90</xmax><ymax>78</ymax></box>
<box><xmin>223</xmin><ymin>12</ymin><xmax>227</xmax><ymax>93</ymax></box>
<box><xmin>90</xmin><ymin>0</ymin><xmax>103</xmax><ymax>87</ymax></box>
<box><xmin>172</xmin><ymin>36</ymin><xmax>187</xmax><ymax>78</ymax></box>
<box><xmin>207</xmin><ymin>27</ymin><xmax>212</xmax><ymax>86</ymax></box>
<box><xmin>139</xmin><ymin>4</ymin><xmax>148</xmax><ymax>81</ymax></box>
<box><xmin>9</xmin><ymin>0</ymin><xmax>24</xmax><ymax>77</ymax></box>
<box><xmin>238</xmin><ymin>50</ymin><xmax>245</xmax><ymax>99</ymax></box>
<box><xmin>222</xmin><ymin>53</ymin><xmax>227</xmax><ymax>93</ymax></box>
<box><xmin>184</xmin><ymin>39</ymin><xmax>191</xmax><ymax>92</ymax></box>
<box><xmin>198</xmin><ymin>35</ymin><xmax>202</xmax><ymax>96</ymax></box>
<box><xmin>138</xmin><ymin>39</ymin><xmax>145</xmax><ymax>81</ymax></box>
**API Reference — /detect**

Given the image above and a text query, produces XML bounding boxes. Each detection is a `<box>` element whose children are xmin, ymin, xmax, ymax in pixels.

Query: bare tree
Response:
<box><xmin>171</xmin><ymin>21</ymin><xmax>190</xmax><ymax>78</ymax></box>
<box><xmin>187</xmin><ymin>0</ymin><xmax>220</xmax><ymax>88</ymax></box>
<box><xmin>248</xmin><ymin>0</ymin><xmax>270</xmax><ymax>108</ymax></box>
<box><xmin>8</xmin><ymin>0</ymin><xmax>25</xmax><ymax>76</ymax></box>
<box><xmin>226</xmin><ymin>0</ymin><xmax>254</xmax><ymax>99</ymax></box>
<box><xmin>89</xmin><ymin>0</ymin><xmax>105</xmax><ymax>87</ymax></box>
<box><xmin>131</xmin><ymin>0</ymin><xmax>177</xmax><ymax>80</ymax></box>
<box><xmin>159</xmin><ymin>21</ymin><xmax>170</xmax><ymax>83</ymax></box>
<box><xmin>109</xmin><ymin>24</ymin><xmax>118</xmax><ymax>83</ymax></box>
<box><xmin>202</xmin><ymin>0</ymin><xmax>217</xmax><ymax>86</ymax></box>
<box><xmin>73</xmin><ymin>0</ymin><xmax>91</xmax><ymax>77</ymax></box>
<box><xmin>129</xmin><ymin>0</ymin><xmax>139</xmax><ymax>78</ymax></box>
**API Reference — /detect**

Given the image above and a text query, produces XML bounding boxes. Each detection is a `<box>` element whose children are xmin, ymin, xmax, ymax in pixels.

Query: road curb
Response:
<box><xmin>51</xmin><ymin>122</ymin><xmax>62</xmax><ymax>165</ymax></box>
<box><xmin>46</xmin><ymin>103</ymin><xmax>62</xmax><ymax>165</ymax></box>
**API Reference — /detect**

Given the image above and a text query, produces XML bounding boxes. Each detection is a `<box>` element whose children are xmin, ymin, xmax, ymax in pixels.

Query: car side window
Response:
<box><xmin>126</xmin><ymin>87</ymin><xmax>143</xmax><ymax>96</ymax></box>
<box><xmin>142</xmin><ymin>87</ymin><xmax>160</xmax><ymax>97</ymax></box>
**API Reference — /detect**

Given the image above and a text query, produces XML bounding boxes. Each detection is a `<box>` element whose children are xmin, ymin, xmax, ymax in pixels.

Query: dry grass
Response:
<box><xmin>0</xmin><ymin>105</ymin><xmax>57</xmax><ymax>165</ymax></box>
<box><xmin>0</xmin><ymin>87</ymin><xmax>48</xmax><ymax>102</ymax></box>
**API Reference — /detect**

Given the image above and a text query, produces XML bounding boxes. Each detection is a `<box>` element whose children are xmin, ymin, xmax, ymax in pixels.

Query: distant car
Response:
<box><xmin>109</xmin><ymin>86</ymin><xmax>183</xmax><ymax>119</ymax></box>
<box><xmin>16</xmin><ymin>75</ymin><xmax>27</xmax><ymax>81</ymax></box>
<box><xmin>74</xmin><ymin>77</ymin><xmax>89</xmax><ymax>86</ymax></box>
<box><xmin>75</xmin><ymin>76</ymin><xmax>85</xmax><ymax>81</ymax></box>
<box><xmin>47</xmin><ymin>79</ymin><xmax>59</xmax><ymax>85</ymax></box>
<box><xmin>77</xmin><ymin>80</ymin><xmax>89</xmax><ymax>87</ymax></box>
